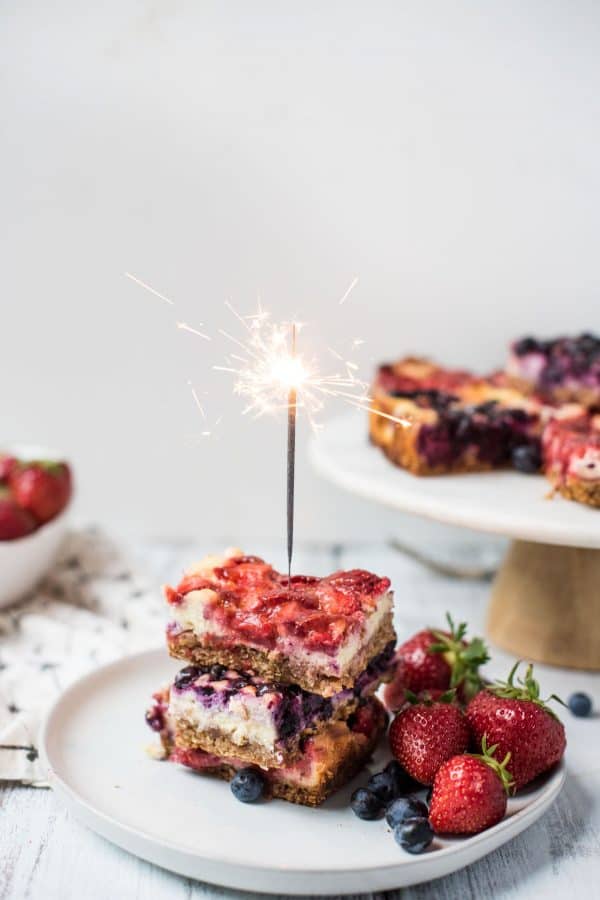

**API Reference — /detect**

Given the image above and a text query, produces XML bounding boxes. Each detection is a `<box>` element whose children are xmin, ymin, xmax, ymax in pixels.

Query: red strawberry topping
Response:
<box><xmin>167</xmin><ymin>553</ymin><xmax>391</xmax><ymax>654</ymax></box>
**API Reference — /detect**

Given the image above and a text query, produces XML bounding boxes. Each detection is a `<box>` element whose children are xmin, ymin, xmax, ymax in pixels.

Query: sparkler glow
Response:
<box><xmin>125</xmin><ymin>271</ymin><xmax>410</xmax><ymax>573</ymax></box>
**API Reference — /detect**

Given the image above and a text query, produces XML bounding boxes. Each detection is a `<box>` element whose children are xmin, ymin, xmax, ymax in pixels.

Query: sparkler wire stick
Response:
<box><xmin>286</xmin><ymin>323</ymin><xmax>297</xmax><ymax>580</ymax></box>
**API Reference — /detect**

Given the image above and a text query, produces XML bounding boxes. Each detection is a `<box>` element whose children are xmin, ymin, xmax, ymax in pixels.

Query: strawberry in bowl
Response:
<box><xmin>0</xmin><ymin>446</ymin><xmax>73</xmax><ymax>608</ymax></box>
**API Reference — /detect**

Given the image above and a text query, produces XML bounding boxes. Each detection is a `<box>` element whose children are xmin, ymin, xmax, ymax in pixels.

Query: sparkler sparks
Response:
<box><xmin>124</xmin><ymin>272</ymin><xmax>175</xmax><ymax>306</ymax></box>
<box><xmin>214</xmin><ymin>304</ymin><xmax>377</xmax><ymax>429</ymax></box>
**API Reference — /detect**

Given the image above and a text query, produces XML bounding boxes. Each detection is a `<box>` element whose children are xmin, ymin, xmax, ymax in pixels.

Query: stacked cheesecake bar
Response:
<box><xmin>147</xmin><ymin>550</ymin><xmax>396</xmax><ymax>805</ymax></box>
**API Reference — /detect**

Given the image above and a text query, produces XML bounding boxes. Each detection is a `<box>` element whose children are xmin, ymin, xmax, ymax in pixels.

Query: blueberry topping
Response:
<box><xmin>230</xmin><ymin>767</ymin><xmax>265</xmax><ymax>803</ymax></box>
<box><xmin>174</xmin><ymin>666</ymin><xmax>200</xmax><ymax>689</ymax></box>
<box><xmin>394</xmin><ymin>816</ymin><xmax>434</xmax><ymax>854</ymax></box>
<box><xmin>255</xmin><ymin>683</ymin><xmax>275</xmax><ymax>697</ymax></box>
<box><xmin>511</xmin><ymin>443</ymin><xmax>542</xmax><ymax>474</ymax></box>
<box><xmin>231</xmin><ymin>678</ymin><xmax>249</xmax><ymax>690</ymax></box>
<box><xmin>350</xmin><ymin>787</ymin><xmax>384</xmax><ymax>820</ymax></box>
<box><xmin>385</xmin><ymin>796</ymin><xmax>429</xmax><ymax>829</ymax></box>
<box><xmin>568</xmin><ymin>692</ymin><xmax>593</xmax><ymax>718</ymax></box>
<box><xmin>209</xmin><ymin>664</ymin><xmax>226</xmax><ymax>680</ymax></box>
<box><xmin>383</xmin><ymin>760</ymin><xmax>416</xmax><ymax>797</ymax></box>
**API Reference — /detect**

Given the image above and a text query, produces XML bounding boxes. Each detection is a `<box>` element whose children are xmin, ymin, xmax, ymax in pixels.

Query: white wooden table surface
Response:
<box><xmin>2</xmin><ymin>536</ymin><xmax>600</xmax><ymax>900</ymax></box>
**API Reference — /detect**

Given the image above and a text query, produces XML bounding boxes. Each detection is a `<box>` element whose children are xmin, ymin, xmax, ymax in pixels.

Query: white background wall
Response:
<box><xmin>2</xmin><ymin>1</ymin><xmax>599</xmax><ymax>547</ymax></box>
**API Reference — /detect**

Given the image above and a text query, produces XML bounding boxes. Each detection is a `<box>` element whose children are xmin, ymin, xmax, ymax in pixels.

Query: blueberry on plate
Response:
<box><xmin>511</xmin><ymin>444</ymin><xmax>542</xmax><ymax>474</ymax></box>
<box><xmin>350</xmin><ymin>787</ymin><xmax>384</xmax><ymax>820</ymax></box>
<box><xmin>385</xmin><ymin>795</ymin><xmax>429</xmax><ymax>829</ymax></box>
<box><xmin>568</xmin><ymin>692</ymin><xmax>593</xmax><ymax>718</ymax></box>
<box><xmin>383</xmin><ymin>759</ymin><xmax>415</xmax><ymax>796</ymax></box>
<box><xmin>230</xmin><ymin>767</ymin><xmax>265</xmax><ymax>803</ymax></box>
<box><xmin>394</xmin><ymin>816</ymin><xmax>434</xmax><ymax>854</ymax></box>
<box><xmin>368</xmin><ymin>769</ymin><xmax>399</xmax><ymax>804</ymax></box>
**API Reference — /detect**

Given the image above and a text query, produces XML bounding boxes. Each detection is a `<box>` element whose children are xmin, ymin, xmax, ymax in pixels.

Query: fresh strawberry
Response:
<box><xmin>9</xmin><ymin>460</ymin><xmax>72</xmax><ymax>524</ymax></box>
<box><xmin>0</xmin><ymin>498</ymin><xmax>37</xmax><ymax>540</ymax></box>
<box><xmin>429</xmin><ymin>736</ymin><xmax>514</xmax><ymax>834</ymax></box>
<box><xmin>384</xmin><ymin>613</ymin><xmax>489</xmax><ymax>710</ymax></box>
<box><xmin>466</xmin><ymin>662</ymin><xmax>566</xmax><ymax>790</ymax></box>
<box><xmin>0</xmin><ymin>455</ymin><xmax>17</xmax><ymax>484</ymax></box>
<box><xmin>388</xmin><ymin>691</ymin><xmax>470</xmax><ymax>785</ymax></box>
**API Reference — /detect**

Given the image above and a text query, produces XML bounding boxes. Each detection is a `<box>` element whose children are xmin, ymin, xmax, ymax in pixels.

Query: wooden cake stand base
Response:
<box><xmin>487</xmin><ymin>540</ymin><xmax>600</xmax><ymax>671</ymax></box>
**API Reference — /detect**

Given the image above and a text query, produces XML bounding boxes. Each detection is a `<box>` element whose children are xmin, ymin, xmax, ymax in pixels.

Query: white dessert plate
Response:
<box><xmin>42</xmin><ymin>649</ymin><xmax>565</xmax><ymax>894</ymax></box>
<box><xmin>309</xmin><ymin>412</ymin><xmax>600</xmax><ymax>549</ymax></box>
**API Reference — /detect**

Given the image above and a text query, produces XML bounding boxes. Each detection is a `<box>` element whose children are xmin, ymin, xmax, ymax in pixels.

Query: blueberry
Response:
<box><xmin>385</xmin><ymin>796</ymin><xmax>429</xmax><ymax>829</ymax></box>
<box><xmin>144</xmin><ymin>709</ymin><xmax>164</xmax><ymax>732</ymax></box>
<box><xmin>511</xmin><ymin>444</ymin><xmax>542</xmax><ymax>474</ymax></box>
<box><xmin>514</xmin><ymin>337</ymin><xmax>542</xmax><ymax>356</ymax></box>
<box><xmin>367</xmin><ymin>770</ymin><xmax>398</xmax><ymax>804</ymax></box>
<box><xmin>568</xmin><ymin>692</ymin><xmax>593</xmax><ymax>718</ymax></box>
<box><xmin>174</xmin><ymin>666</ymin><xmax>200</xmax><ymax>689</ymax></box>
<box><xmin>350</xmin><ymin>787</ymin><xmax>384</xmax><ymax>820</ymax></box>
<box><xmin>394</xmin><ymin>816</ymin><xmax>434</xmax><ymax>854</ymax></box>
<box><xmin>384</xmin><ymin>760</ymin><xmax>416</xmax><ymax>796</ymax></box>
<box><xmin>209</xmin><ymin>664</ymin><xmax>226</xmax><ymax>680</ymax></box>
<box><xmin>230</xmin><ymin>767</ymin><xmax>265</xmax><ymax>803</ymax></box>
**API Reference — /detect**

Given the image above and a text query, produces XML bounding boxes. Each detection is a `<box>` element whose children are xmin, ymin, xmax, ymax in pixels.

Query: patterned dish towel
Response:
<box><xmin>0</xmin><ymin>528</ymin><xmax>165</xmax><ymax>785</ymax></box>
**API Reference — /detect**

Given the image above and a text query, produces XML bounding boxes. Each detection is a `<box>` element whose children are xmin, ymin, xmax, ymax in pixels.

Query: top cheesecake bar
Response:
<box><xmin>165</xmin><ymin>550</ymin><xmax>395</xmax><ymax>697</ymax></box>
<box><xmin>506</xmin><ymin>333</ymin><xmax>600</xmax><ymax>406</ymax></box>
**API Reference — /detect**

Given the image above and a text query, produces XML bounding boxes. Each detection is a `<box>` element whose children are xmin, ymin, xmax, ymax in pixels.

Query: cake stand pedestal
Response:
<box><xmin>310</xmin><ymin>413</ymin><xmax>600</xmax><ymax>671</ymax></box>
<box><xmin>488</xmin><ymin>541</ymin><xmax>600</xmax><ymax>670</ymax></box>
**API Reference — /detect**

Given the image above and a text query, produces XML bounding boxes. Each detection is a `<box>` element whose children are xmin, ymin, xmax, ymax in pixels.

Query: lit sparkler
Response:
<box><xmin>214</xmin><ymin>304</ymin><xmax>410</xmax><ymax>574</ymax></box>
<box><xmin>125</xmin><ymin>271</ymin><xmax>409</xmax><ymax>572</ymax></box>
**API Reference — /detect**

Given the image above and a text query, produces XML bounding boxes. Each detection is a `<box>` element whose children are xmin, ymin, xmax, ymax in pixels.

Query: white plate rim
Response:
<box><xmin>41</xmin><ymin>649</ymin><xmax>567</xmax><ymax>882</ymax></box>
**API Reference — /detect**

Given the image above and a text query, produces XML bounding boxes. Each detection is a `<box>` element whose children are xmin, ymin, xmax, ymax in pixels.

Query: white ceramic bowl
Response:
<box><xmin>0</xmin><ymin>444</ymin><xmax>71</xmax><ymax>609</ymax></box>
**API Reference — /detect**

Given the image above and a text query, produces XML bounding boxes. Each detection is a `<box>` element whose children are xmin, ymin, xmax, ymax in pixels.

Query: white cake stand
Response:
<box><xmin>309</xmin><ymin>412</ymin><xmax>600</xmax><ymax>670</ymax></box>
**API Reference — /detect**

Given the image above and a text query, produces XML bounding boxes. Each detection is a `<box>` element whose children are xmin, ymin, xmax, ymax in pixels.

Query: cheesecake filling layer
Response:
<box><xmin>168</xmin><ymin>642</ymin><xmax>395</xmax><ymax>762</ymax></box>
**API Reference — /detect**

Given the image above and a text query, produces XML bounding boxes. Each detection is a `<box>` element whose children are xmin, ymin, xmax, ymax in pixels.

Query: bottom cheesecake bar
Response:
<box><xmin>147</xmin><ymin>691</ymin><xmax>387</xmax><ymax>807</ymax></box>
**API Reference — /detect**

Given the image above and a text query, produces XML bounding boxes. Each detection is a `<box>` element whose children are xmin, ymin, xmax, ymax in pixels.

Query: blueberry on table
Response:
<box><xmin>230</xmin><ymin>768</ymin><xmax>265</xmax><ymax>803</ymax></box>
<box><xmin>568</xmin><ymin>692</ymin><xmax>593</xmax><ymax>718</ymax></box>
<box><xmin>394</xmin><ymin>816</ymin><xmax>434</xmax><ymax>854</ymax></box>
<box><xmin>511</xmin><ymin>444</ymin><xmax>542</xmax><ymax>474</ymax></box>
<box><xmin>350</xmin><ymin>787</ymin><xmax>384</xmax><ymax>820</ymax></box>
<box><xmin>385</xmin><ymin>796</ymin><xmax>429</xmax><ymax>829</ymax></box>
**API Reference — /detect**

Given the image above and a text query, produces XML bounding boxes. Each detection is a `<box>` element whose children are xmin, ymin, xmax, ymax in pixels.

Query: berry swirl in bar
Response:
<box><xmin>165</xmin><ymin>551</ymin><xmax>396</xmax><ymax>697</ymax></box>
<box><xmin>147</xmin><ymin>687</ymin><xmax>387</xmax><ymax>807</ymax></box>
<box><xmin>370</xmin><ymin>357</ymin><xmax>543</xmax><ymax>475</ymax></box>
<box><xmin>506</xmin><ymin>333</ymin><xmax>600</xmax><ymax>406</ymax></box>
<box><xmin>163</xmin><ymin>647</ymin><xmax>393</xmax><ymax>769</ymax></box>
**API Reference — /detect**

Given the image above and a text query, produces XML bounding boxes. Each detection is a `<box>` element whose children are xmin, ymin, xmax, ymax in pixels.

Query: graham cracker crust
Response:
<box><xmin>369</xmin><ymin>403</ymin><xmax>497</xmax><ymax>476</ymax></box>
<box><xmin>555</xmin><ymin>477</ymin><xmax>600</xmax><ymax>508</ymax></box>
<box><xmin>167</xmin><ymin>617</ymin><xmax>396</xmax><ymax>698</ymax></box>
